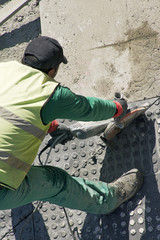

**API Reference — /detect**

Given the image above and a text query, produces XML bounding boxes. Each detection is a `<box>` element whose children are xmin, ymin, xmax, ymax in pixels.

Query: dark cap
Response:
<box><xmin>22</xmin><ymin>36</ymin><xmax>67</xmax><ymax>70</ymax></box>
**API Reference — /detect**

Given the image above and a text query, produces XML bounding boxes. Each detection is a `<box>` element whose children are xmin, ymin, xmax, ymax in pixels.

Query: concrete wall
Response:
<box><xmin>40</xmin><ymin>0</ymin><xmax>160</xmax><ymax>102</ymax></box>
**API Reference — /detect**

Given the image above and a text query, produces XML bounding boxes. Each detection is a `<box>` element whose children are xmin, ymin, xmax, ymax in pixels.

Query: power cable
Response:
<box><xmin>0</xmin><ymin>133</ymin><xmax>77</xmax><ymax>240</ymax></box>
<box><xmin>38</xmin><ymin>134</ymin><xmax>78</xmax><ymax>240</ymax></box>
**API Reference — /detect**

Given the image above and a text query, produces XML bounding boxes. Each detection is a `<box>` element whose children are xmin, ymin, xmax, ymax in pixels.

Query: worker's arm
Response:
<box><xmin>41</xmin><ymin>85</ymin><xmax>118</xmax><ymax>125</ymax></box>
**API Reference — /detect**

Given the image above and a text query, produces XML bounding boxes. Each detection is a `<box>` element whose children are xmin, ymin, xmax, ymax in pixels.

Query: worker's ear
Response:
<box><xmin>48</xmin><ymin>66</ymin><xmax>59</xmax><ymax>78</ymax></box>
<box><xmin>48</xmin><ymin>68</ymin><xmax>55</xmax><ymax>78</ymax></box>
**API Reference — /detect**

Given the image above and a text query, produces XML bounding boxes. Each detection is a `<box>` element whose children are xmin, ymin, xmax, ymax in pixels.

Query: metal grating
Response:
<box><xmin>0</xmin><ymin>97</ymin><xmax>160</xmax><ymax>240</ymax></box>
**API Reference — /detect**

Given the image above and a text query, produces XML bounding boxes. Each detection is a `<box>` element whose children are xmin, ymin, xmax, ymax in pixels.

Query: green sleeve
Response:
<box><xmin>41</xmin><ymin>85</ymin><xmax>117</xmax><ymax>124</ymax></box>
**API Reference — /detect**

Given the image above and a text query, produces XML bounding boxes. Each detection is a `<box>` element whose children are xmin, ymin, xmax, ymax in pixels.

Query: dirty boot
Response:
<box><xmin>108</xmin><ymin>168</ymin><xmax>143</xmax><ymax>213</ymax></box>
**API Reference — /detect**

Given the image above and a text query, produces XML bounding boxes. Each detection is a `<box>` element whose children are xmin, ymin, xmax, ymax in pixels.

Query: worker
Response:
<box><xmin>0</xmin><ymin>36</ymin><xmax>143</xmax><ymax>214</ymax></box>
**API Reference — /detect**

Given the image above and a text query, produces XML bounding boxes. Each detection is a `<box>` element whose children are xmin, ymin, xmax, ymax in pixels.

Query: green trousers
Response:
<box><xmin>0</xmin><ymin>166</ymin><xmax>118</xmax><ymax>214</ymax></box>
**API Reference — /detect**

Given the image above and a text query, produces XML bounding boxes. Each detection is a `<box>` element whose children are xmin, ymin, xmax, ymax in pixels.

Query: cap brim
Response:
<box><xmin>63</xmin><ymin>56</ymin><xmax>68</xmax><ymax>64</ymax></box>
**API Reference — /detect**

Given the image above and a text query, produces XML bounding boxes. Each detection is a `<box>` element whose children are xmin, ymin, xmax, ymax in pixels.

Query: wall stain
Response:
<box><xmin>90</xmin><ymin>22</ymin><xmax>158</xmax><ymax>52</ymax></box>
<box><xmin>92</xmin><ymin>22</ymin><xmax>160</xmax><ymax>101</ymax></box>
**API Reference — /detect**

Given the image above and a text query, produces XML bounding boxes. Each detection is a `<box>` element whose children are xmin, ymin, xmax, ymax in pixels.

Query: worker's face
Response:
<box><xmin>48</xmin><ymin>65</ymin><xmax>59</xmax><ymax>78</ymax></box>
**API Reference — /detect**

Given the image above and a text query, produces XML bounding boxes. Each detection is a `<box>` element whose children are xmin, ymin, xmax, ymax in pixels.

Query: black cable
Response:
<box><xmin>1</xmin><ymin>133</ymin><xmax>78</xmax><ymax>240</ymax></box>
<box><xmin>0</xmin><ymin>202</ymin><xmax>42</xmax><ymax>240</ymax></box>
<box><xmin>39</xmin><ymin>134</ymin><xmax>78</xmax><ymax>239</ymax></box>
<box><xmin>63</xmin><ymin>207</ymin><xmax>77</xmax><ymax>240</ymax></box>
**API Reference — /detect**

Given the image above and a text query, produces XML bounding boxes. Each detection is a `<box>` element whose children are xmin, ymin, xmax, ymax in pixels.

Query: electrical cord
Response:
<box><xmin>0</xmin><ymin>201</ymin><xmax>43</xmax><ymax>240</ymax></box>
<box><xmin>1</xmin><ymin>133</ymin><xmax>78</xmax><ymax>240</ymax></box>
<box><xmin>38</xmin><ymin>134</ymin><xmax>78</xmax><ymax>240</ymax></box>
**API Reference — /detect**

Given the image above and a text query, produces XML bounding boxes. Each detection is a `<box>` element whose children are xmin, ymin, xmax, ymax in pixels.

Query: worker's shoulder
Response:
<box><xmin>0</xmin><ymin>61</ymin><xmax>40</xmax><ymax>74</ymax></box>
<box><xmin>0</xmin><ymin>60</ymin><xmax>21</xmax><ymax>68</ymax></box>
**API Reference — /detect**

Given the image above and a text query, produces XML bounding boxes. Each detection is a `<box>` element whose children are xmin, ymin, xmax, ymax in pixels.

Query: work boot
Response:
<box><xmin>108</xmin><ymin>169</ymin><xmax>143</xmax><ymax>212</ymax></box>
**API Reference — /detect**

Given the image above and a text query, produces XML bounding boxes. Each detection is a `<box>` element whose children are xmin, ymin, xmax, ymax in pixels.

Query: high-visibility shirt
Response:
<box><xmin>0</xmin><ymin>61</ymin><xmax>58</xmax><ymax>190</ymax></box>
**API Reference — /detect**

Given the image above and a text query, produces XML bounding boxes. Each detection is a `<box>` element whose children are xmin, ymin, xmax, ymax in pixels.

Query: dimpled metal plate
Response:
<box><xmin>1</xmin><ymin>98</ymin><xmax>160</xmax><ymax>240</ymax></box>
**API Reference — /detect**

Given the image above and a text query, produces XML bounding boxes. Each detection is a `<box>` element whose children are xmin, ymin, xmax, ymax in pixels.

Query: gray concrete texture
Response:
<box><xmin>40</xmin><ymin>0</ymin><xmax>160</xmax><ymax>102</ymax></box>
<box><xmin>0</xmin><ymin>0</ymin><xmax>32</xmax><ymax>26</ymax></box>
<box><xmin>0</xmin><ymin>1</ymin><xmax>160</xmax><ymax>239</ymax></box>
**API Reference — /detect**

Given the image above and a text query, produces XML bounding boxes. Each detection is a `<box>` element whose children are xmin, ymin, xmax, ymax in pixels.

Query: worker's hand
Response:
<box><xmin>113</xmin><ymin>92</ymin><xmax>128</xmax><ymax>119</ymax></box>
<box><xmin>49</xmin><ymin>123</ymin><xmax>73</xmax><ymax>145</ymax></box>
<box><xmin>48</xmin><ymin>120</ymin><xmax>59</xmax><ymax>133</ymax></box>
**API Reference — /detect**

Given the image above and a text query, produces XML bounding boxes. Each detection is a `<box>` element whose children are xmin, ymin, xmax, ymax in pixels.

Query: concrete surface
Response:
<box><xmin>0</xmin><ymin>0</ymin><xmax>40</xmax><ymax>63</ymax></box>
<box><xmin>40</xmin><ymin>0</ymin><xmax>160</xmax><ymax>102</ymax></box>
<box><xmin>0</xmin><ymin>0</ymin><xmax>32</xmax><ymax>26</ymax></box>
<box><xmin>1</xmin><ymin>1</ymin><xmax>160</xmax><ymax>240</ymax></box>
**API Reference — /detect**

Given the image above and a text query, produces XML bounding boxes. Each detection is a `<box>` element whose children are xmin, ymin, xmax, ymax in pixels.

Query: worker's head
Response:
<box><xmin>22</xmin><ymin>36</ymin><xmax>67</xmax><ymax>78</ymax></box>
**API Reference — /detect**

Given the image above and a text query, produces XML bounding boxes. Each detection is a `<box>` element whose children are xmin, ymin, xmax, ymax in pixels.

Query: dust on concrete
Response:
<box><xmin>85</xmin><ymin>20</ymin><xmax>160</xmax><ymax>102</ymax></box>
<box><xmin>113</xmin><ymin>22</ymin><xmax>160</xmax><ymax>101</ymax></box>
<box><xmin>94</xmin><ymin>77</ymin><xmax>114</xmax><ymax>96</ymax></box>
